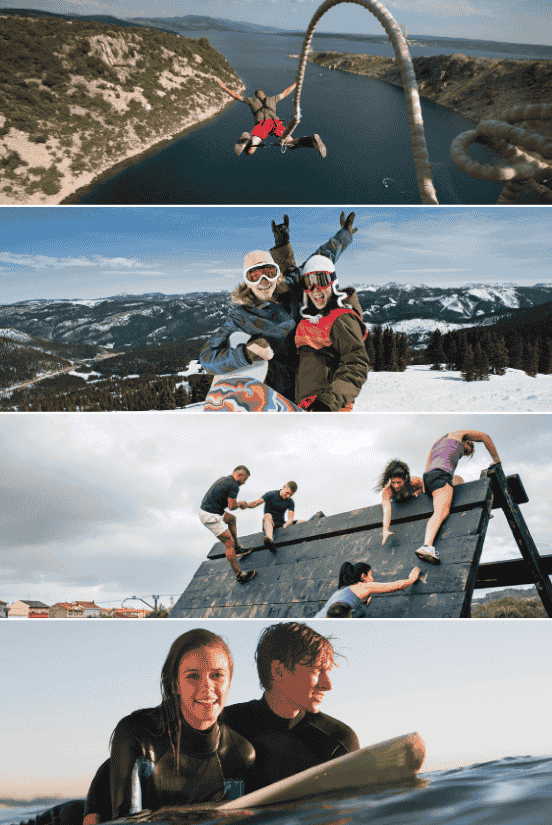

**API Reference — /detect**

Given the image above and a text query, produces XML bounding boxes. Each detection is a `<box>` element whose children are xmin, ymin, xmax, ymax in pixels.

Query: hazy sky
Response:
<box><xmin>0</xmin><ymin>0</ymin><xmax>550</xmax><ymax>45</ymax></box>
<box><xmin>1</xmin><ymin>207</ymin><xmax>551</xmax><ymax>303</ymax></box>
<box><xmin>2</xmin><ymin>619</ymin><xmax>551</xmax><ymax>801</ymax></box>
<box><xmin>1</xmin><ymin>413</ymin><xmax>550</xmax><ymax>607</ymax></box>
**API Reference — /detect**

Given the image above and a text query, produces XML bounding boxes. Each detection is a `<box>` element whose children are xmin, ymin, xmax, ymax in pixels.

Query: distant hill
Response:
<box><xmin>128</xmin><ymin>15</ymin><xmax>284</xmax><ymax>34</ymax></box>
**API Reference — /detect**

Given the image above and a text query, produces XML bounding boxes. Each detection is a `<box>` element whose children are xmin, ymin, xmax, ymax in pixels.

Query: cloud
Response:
<box><xmin>0</xmin><ymin>253</ymin><xmax>145</xmax><ymax>270</ymax></box>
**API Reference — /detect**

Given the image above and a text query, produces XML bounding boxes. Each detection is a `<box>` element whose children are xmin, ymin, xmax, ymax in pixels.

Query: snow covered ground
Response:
<box><xmin>353</xmin><ymin>365</ymin><xmax>552</xmax><ymax>412</ymax></box>
<box><xmin>183</xmin><ymin>364</ymin><xmax>552</xmax><ymax>412</ymax></box>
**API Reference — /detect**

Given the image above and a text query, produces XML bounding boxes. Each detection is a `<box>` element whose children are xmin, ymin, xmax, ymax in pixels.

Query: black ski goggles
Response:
<box><xmin>302</xmin><ymin>271</ymin><xmax>335</xmax><ymax>291</ymax></box>
<box><xmin>245</xmin><ymin>264</ymin><xmax>280</xmax><ymax>284</ymax></box>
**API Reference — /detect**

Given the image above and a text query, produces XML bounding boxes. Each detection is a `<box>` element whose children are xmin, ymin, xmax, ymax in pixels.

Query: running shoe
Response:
<box><xmin>236</xmin><ymin>545</ymin><xmax>253</xmax><ymax>559</ymax></box>
<box><xmin>263</xmin><ymin>537</ymin><xmax>277</xmax><ymax>553</ymax></box>
<box><xmin>415</xmin><ymin>545</ymin><xmax>440</xmax><ymax>565</ymax></box>
<box><xmin>236</xmin><ymin>569</ymin><xmax>256</xmax><ymax>584</ymax></box>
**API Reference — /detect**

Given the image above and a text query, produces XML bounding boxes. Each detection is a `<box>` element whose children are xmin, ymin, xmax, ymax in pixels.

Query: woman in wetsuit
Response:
<box><xmin>416</xmin><ymin>429</ymin><xmax>501</xmax><ymax>565</ymax></box>
<box><xmin>314</xmin><ymin>561</ymin><xmax>421</xmax><ymax>618</ymax></box>
<box><xmin>376</xmin><ymin>460</ymin><xmax>424</xmax><ymax>546</ymax></box>
<box><xmin>109</xmin><ymin>628</ymin><xmax>254</xmax><ymax>819</ymax></box>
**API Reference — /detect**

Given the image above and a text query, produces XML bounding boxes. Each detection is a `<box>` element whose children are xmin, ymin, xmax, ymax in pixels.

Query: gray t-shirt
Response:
<box><xmin>426</xmin><ymin>435</ymin><xmax>464</xmax><ymax>475</ymax></box>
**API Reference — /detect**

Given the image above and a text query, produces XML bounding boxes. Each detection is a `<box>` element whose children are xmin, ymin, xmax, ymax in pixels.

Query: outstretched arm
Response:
<box><xmin>277</xmin><ymin>81</ymin><xmax>297</xmax><ymax>101</ymax></box>
<box><xmin>244</xmin><ymin>498</ymin><xmax>265</xmax><ymax>509</ymax></box>
<box><xmin>217</xmin><ymin>80</ymin><xmax>244</xmax><ymax>102</ymax></box>
<box><xmin>381</xmin><ymin>486</ymin><xmax>394</xmax><ymax>545</ymax></box>
<box><xmin>365</xmin><ymin>567</ymin><xmax>421</xmax><ymax>595</ymax></box>
<box><xmin>448</xmin><ymin>429</ymin><xmax>501</xmax><ymax>464</ymax></box>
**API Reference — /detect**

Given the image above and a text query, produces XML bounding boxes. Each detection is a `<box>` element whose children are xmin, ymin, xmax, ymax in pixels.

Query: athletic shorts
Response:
<box><xmin>251</xmin><ymin>119</ymin><xmax>285</xmax><ymax>140</ymax></box>
<box><xmin>423</xmin><ymin>469</ymin><xmax>453</xmax><ymax>495</ymax></box>
<box><xmin>199</xmin><ymin>509</ymin><xmax>227</xmax><ymax>537</ymax></box>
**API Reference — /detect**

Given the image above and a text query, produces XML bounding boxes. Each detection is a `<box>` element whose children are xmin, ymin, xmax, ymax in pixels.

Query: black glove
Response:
<box><xmin>340</xmin><ymin>211</ymin><xmax>357</xmax><ymax>236</ymax></box>
<box><xmin>308</xmin><ymin>398</ymin><xmax>333</xmax><ymax>412</ymax></box>
<box><xmin>271</xmin><ymin>214</ymin><xmax>290</xmax><ymax>247</ymax></box>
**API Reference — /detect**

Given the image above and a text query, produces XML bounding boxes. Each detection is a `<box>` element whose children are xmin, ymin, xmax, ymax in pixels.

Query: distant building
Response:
<box><xmin>72</xmin><ymin>601</ymin><xmax>101</xmax><ymax>618</ymax></box>
<box><xmin>0</xmin><ymin>600</ymin><xmax>8</xmax><ymax>618</ymax></box>
<box><xmin>49</xmin><ymin>602</ymin><xmax>85</xmax><ymax>618</ymax></box>
<box><xmin>111</xmin><ymin>607</ymin><xmax>143</xmax><ymax>618</ymax></box>
<box><xmin>8</xmin><ymin>600</ymin><xmax>49</xmax><ymax>618</ymax></box>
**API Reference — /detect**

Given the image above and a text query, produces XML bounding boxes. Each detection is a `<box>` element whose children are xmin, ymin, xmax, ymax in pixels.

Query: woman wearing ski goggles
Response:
<box><xmin>301</xmin><ymin>271</ymin><xmax>335</xmax><ymax>291</ymax></box>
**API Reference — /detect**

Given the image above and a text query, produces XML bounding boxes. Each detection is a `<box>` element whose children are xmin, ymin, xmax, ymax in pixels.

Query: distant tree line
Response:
<box><xmin>423</xmin><ymin>327</ymin><xmax>552</xmax><ymax>381</ymax></box>
<box><xmin>471</xmin><ymin>593</ymin><xmax>546</xmax><ymax>618</ymax></box>
<box><xmin>365</xmin><ymin>326</ymin><xmax>411</xmax><ymax>372</ymax></box>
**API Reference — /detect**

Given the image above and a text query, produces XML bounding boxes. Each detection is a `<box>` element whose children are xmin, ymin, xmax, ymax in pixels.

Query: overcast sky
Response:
<box><xmin>0</xmin><ymin>0</ymin><xmax>550</xmax><ymax>45</ymax></box>
<box><xmin>1</xmin><ymin>413</ymin><xmax>550</xmax><ymax>607</ymax></box>
<box><xmin>2</xmin><ymin>619</ymin><xmax>551</xmax><ymax>801</ymax></box>
<box><xmin>1</xmin><ymin>207</ymin><xmax>551</xmax><ymax>302</ymax></box>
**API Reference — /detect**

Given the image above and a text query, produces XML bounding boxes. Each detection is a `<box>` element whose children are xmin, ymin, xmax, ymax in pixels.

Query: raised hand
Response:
<box><xmin>340</xmin><ymin>211</ymin><xmax>358</xmax><ymax>235</ymax></box>
<box><xmin>271</xmin><ymin>214</ymin><xmax>290</xmax><ymax>246</ymax></box>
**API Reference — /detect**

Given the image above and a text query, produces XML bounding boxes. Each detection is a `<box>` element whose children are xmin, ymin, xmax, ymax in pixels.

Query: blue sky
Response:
<box><xmin>2</xmin><ymin>619</ymin><xmax>551</xmax><ymax>800</ymax></box>
<box><xmin>1</xmin><ymin>207</ymin><xmax>551</xmax><ymax>302</ymax></box>
<box><xmin>0</xmin><ymin>0</ymin><xmax>550</xmax><ymax>44</ymax></box>
<box><xmin>1</xmin><ymin>413</ymin><xmax>550</xmax><ymax>607</ymax></box>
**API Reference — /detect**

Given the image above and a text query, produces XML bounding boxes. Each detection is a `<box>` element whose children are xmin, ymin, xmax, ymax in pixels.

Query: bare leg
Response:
<box><xmin>223</xmin><ymin>511</ymin><xmax>240</xmax><ymax>548</ymax></box>
<box><xmin>219</xmin><ymin>526</ymin><xmax>241</xmax><ymax>577</ymax></box>
<box><xmin>246</xmin><ymin>135</ymin><xmax>262</xmax><ymax>155</ymax></box>
<box><xmin>424</xmin><ymin>484</ymin><xmax>454</xmax><ymax>547</ymax></box>
<box><xmin>263</xmin><ymin>513</ymin><xmax>274</xmax><ymax>541</ymax></box>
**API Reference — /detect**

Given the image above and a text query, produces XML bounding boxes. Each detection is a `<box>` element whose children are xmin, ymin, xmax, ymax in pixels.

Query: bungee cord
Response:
<box><xmin>280</xmin><ymin>0</ymin><xmax>552</xmax><ymax>204</ymax></box>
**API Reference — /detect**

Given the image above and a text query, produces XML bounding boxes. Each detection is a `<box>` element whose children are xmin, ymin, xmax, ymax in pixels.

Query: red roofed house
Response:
<box><xmin>49</xmin><ymin>603</ymin><xmax>85</xmax><ymax>618</ymax></box>
<box><xmin>72</xmin><ymin>601</ymin><xmax>101</xmax><ymax>618</ymax></box>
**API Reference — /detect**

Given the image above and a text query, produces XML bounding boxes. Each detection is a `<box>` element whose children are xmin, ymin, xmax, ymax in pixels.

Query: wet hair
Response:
<box><xmin>461</xmin><ymin>435</ymin><xmax>475</xmax><ymax>459</ymax></box>
<box><xmin>160</xmin><ymin>629</ymin><xmax>233</xmax><ymax>766</ymax></box>
<box><xmin>256</xmin><ymin>622</ymin><xmax>337</xmax><ymax>690</ymax></box>
<box><xmin>233</xmin><ymin>465</ymin><xmax>251</xmax><ymax>476</ymax></box>
<box><xmin>326</xmin><ymin>602</ymin><xmax>352</xmax><ymax>618</ymax></box>
<box><xmin>374</xmin><ymin>459</ymin><xmax>411</xmax><ymax>492</ymax></box>
<box><xmin>338</xmin><ymin>561</ymin><xmax>371</xmax><ymax>589</ymax></box>
<box><xmin>286</xmin><ymin>481</ymin><xmax>298</xmax><ymax>493</ymax></box>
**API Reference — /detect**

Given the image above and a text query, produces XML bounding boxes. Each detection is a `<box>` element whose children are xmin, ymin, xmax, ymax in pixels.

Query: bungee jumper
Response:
<box><xmin>217</xmin><ymin>81</ymin><xmax>326</xmax><ymax>157</ymax></box>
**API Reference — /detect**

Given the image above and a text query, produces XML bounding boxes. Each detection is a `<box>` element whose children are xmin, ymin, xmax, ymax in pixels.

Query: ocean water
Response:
<box><xmin>3</xmin><ymin>755</ymin><xmax>551</xmax><ymax>825</ymax></box>
<box><xmin>72</xmin><ymin>29</ymin><xmax>542</xmax><ymax>205</ymax></box>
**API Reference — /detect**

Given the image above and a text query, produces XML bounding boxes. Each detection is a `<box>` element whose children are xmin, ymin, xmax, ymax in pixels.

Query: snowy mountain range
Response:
<box><xmin>1</xmin><ymin>283</ymin><xmax>550</xmax><ymax>351</ymax></box>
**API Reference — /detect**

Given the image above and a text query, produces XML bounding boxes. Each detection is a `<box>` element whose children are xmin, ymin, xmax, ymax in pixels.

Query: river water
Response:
<box><xmin>3</xmin><ymin>755</ymin><xmax>551</xmax><ymax>825</ymax></box>
<box><xmin>73</xmin><ymin>30</ymin><xmax>541</xmax><ymax>206</ymax></box>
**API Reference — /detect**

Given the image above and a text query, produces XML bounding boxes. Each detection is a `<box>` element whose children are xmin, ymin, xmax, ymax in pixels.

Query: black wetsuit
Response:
<box><xmin>222</xmin><ymin>695</ymin><xmax>359</xmax><ymax>792</ymax></box>
<box><xmin>15</xmin><ymin>710</ymin><xmax>254</xmax><ymax>825</ymax></box>
<box><xmin>110</xmin><ymin>708</ymin><xmax>255</xmax><ymax>817</ymax></box>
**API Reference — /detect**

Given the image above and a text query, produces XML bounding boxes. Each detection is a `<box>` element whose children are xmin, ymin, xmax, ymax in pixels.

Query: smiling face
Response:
<box><xmin>308</xmin><ymin>284</ymin><xmax>332</xmax><ymax>310</ymax></box>
<box><xmin>280</xmin><ymin>485</ymin><xmax>293</xmax><ymax>500</ymax></box>
<box><xmin>177</xmin><ymin>645</ymin><xmax>232</xmax><ymax>730</ymax></box>
<box><xmin>271</xmin><ymin>655</ymin><xmax>333</xmax><ymax>715</ymax></box>
<box><xmin>246</xmin><ymin>264</ymin><xmax>279</xmax><ymax>302</ymax></box>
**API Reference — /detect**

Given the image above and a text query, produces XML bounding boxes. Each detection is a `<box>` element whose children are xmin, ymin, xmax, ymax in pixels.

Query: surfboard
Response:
<box><xmin>104</xmin><ymin>732</ymin><xmax>425</xmax><ymax>823</ymax></box>
<box><xmin>203</xmin><ymin>360</ymin><xmax>302</xmax><ymax>413</ymax></box>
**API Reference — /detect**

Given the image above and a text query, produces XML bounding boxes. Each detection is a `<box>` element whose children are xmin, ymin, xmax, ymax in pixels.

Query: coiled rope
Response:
<box><xmin>450</xmin><ymin>103</ymin><xmax>552</xmax><ymax>203</ymax></box>
<box><xmin>278</xmin><ymin>0</ymin><xmax>439</xmax><ymax>204</ymax></box>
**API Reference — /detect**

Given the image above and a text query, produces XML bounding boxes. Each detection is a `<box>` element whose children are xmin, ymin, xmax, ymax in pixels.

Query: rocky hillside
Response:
<box><xmin>309</xmin><ymin>51</ymin><xmax>552</xmax><ymax>126</ymax></box>
<box><xmin>0</xmin><ymin>14</ymin><xmax>244</xmax><ymax>205</ymax></box>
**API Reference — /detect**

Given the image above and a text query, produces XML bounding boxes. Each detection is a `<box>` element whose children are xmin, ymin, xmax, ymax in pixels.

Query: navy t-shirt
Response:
<box><xmin>262</xmin><ymin>490</ymin><xmax>295</xmax><ymax>528</ymax></box>
<box><xmin>201</xmin><ymin>476</ymin><xmax>240</xmax><ymax>516</ymax></box>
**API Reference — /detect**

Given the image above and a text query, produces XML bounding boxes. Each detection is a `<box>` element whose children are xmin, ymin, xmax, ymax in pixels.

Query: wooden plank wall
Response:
<box><xmin>172</xmin><ymin>478</ymin><xmax>496</xmax><ymax>619</ymax></box>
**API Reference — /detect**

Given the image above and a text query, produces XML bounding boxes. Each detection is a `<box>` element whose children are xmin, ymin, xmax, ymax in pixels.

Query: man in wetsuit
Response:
<box><xmin>199</xmin><ymin>465</ymin><xmax>256</xmax><ymax>584</ymax></box>
<box><xmin>222</xmin><ymin>621</ymin><xmax>360</xmax><ymax>792</ymax></box>
<box><xmin>416</xmin><ymin>429</ymin><xmax>501</xmax><ymax>564</ymax></box>
<box><xmin>243</xmin><ymin>481</ymin><xmax>303</xmax><ymax>553</ymax></box>
<box><xmin>217</xmin><ymin>81</ymin><xmax>326</xmax><ymax>157</ymax></box>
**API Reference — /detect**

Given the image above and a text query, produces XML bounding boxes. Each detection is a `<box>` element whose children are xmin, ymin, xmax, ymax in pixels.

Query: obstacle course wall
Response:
<box><xmin>172</xmin><ymin>477</ymin><xmax>504</xmax><ymax>619</ymax></box>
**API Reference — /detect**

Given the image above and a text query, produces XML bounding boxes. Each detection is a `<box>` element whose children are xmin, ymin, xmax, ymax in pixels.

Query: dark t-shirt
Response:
<box><xmin>242</xmin><ymin>94</ymin><xmax>280</xmax><ymax>124</ymax></box>
<box><xmin>262</xmin><ymin>490</ymin><xmax>295</xmax><ymax>528</ymax></box>
<box><xmin>201</xmin><ymin>476</ymin><xmax>240</xmax><ymax>515</ymax></box>
<box><xmin>223</xmin><ymin>696</ymin><xmax>359</xmax><ymax>792</ymax></box>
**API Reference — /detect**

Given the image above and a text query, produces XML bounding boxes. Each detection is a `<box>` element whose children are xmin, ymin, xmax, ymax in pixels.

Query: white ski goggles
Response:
<box><xmin>244</xmin><ymin>263</ymin><xmax>280</xmax><ymax>284</ymax></box>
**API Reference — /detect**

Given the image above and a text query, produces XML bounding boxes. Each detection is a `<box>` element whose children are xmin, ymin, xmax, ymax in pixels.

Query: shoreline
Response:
<box><xmin>60</xmin><ymin>100</ymin><xmax>234</xmax><ymax>204</ymax></box>
<box><xmin>308</xmin><ymin>51</ymin><xmax>552</xmax><ymax>125</ymax></box>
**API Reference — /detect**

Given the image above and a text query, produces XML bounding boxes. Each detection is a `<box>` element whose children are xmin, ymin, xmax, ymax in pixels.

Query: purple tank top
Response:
<box><xmin>427</xmin><ymin>435</ymin><xmax>464</xmax><ymax>474</ymax></box>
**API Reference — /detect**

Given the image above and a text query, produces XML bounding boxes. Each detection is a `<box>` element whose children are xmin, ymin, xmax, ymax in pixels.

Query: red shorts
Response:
<box><xmin>251</xmin><ymin>119</ymin><xmax>285</xmax><ymax>140</ymax></box>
